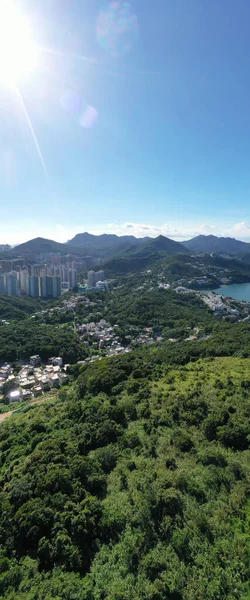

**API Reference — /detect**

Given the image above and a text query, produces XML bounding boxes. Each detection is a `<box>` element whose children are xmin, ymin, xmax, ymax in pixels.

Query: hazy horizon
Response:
<box><xmin>6</xmin><ymin>220</ymin><xmax>250</xmax><ymax>247</ymax></box>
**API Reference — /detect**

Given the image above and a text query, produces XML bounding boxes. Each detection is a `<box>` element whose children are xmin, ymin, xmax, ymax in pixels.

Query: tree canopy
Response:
<box><xmin>1</xmin><ymin>355</ymin><xmax>250</xmax><ymax>598</ymax></box>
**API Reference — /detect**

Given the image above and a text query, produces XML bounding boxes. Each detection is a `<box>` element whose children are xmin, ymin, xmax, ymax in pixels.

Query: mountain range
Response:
<box><xmin>182</xmin><ymin>234</ymin><xmax>250</xmax><ymax>254</ymax></box>
<box><xmin>124</xmin><ymin>234</ymin><xmax>189</xmax><ymax>257</ymax></box>
<box><xmin>66</xmin><ymin>232</ymin><xmax>151</xmax><ymax>259</ymax></box>
<box><xmin>5</xmin><ymin>233</ymin><xmax>250</xmax><ymax>264</ymax></box>
<box><xmin>10</xmin><ymin>233</ymin><xmax>187</xmax><ymax>261</ymax></box>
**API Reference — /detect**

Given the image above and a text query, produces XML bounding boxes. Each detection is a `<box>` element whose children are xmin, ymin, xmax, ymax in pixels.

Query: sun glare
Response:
<box><xmin>0</xmin><ymin>1</ymin><xmax>37</xmax><ymax>87</ymax></box>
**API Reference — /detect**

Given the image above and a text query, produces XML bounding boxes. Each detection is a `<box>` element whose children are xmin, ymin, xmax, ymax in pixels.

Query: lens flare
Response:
<box><xmin>97</xmin><ymin>1</ymin><xmax>138</xmax><ymax>57</ymax></box>
<box><xmin>61</xmin><ymin>89</ymin><xmax>83</xmax><ymax>113</ymax></box>
<box><xmin>80</xmin><ymin>105</ymin><xmax>98</xmax><ymax>128</ymax></box>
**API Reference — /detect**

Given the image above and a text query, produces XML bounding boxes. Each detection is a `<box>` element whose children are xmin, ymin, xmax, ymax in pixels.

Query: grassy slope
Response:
<box><xmin>1</xmin><ymin>356</ymin><xmax>250</xmax><ymax>598</ymax></box>
<box><xmin>154</xmin><ymin>356</ymin><xmax>250</xmax><ymax>395</ymax></box>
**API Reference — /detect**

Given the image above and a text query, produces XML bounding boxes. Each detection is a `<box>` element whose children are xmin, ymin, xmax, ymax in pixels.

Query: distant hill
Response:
<box><xmin>11</xmin><ymin>233</ymin><xmax>250</xmax><ymax>262</ymax></box>
<box><xmin>13</xmin><ymin>235</ymin><xmax>140</xmax><ymax>260</ymax></box>
<box><xmin>183</xmin><ymin>234</ymin><xmax>250</xmax><ymax>254</ymax></box>
<box><xmin>12</xmin><ymin>237</ymin><xmax>89</xmax><ymax>258</ymax></box>
<box><xmin>103</xmin><ymin>254</ymin><xmax>160</xmax><ymax>276</ymax></box>
<box><xmin>11</xmin><ymin>235</ymin><xmax>151</xmax><ymax>263</ymax></box>
<box><xmin>68</xmin><ymin>232</ymin><xmax>143</xmax><ymax>247</ymax></box>
<box><xmin>13</xmin><ymin>237</ymin><xmax>68</xmax><ymax>255</ymax></box>
<box><xmin>103</xmin><ymin>236</ymin><xmax>189</xmax><ymax>275</ymax></box>
<box><xmin>127</xmin><ymin>235</ymin><xmax>189</xmax><ymax>258</ymax></box>
<box><xmin>67</xmin><ymin>232</ymin><xmax>149</xmax><ymax>260</ymax></box>
<box><xmin>12</xmin><ymin>237</ymin><xmax>81</xmax><ymax>257</ymax></box>
<box><xmin>11</xmin><ymin>234</ymin><xmax>188</xmax><ymax>266</ymax></box>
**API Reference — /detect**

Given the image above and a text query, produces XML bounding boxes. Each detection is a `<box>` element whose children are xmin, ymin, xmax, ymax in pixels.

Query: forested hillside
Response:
<box><xmin>0</xmin><ymin>320</ymin><xmax>88</xmax><ymax>363</ymax></box>
<box><xmin>0</xmin><ymin>296</ymin><xmax>46</xmax><ymax>321</ymax></box>
<box><xmin>1</xmin><ymin>350</ymin><xmax>250</xmax><ymax>599</ymax></box>
<box><xmin>2</xmin><ymin>278</ymin><xmax>250</xmax><ymax>599</ymax></box>
<box><xmin>0</xmin><ymin>296</ymin><xmax>88</xmax><ymax>363</ymax></box>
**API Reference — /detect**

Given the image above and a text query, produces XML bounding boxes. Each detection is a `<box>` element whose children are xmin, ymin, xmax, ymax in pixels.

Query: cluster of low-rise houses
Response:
<box><xmin>34</xmin><ymin>294</ymin><xmax>102</xmax><ymax>319</ymax></box>
<box><xmin>32</xmin><ymin>296</ymin><xmax>129</xmax><ymax>357</ymax></box>
<box><xmin>77</xmin><ymin>319</ymin><xmax>126</xmax><ymax>355</ymax></box>
<box><xmin>200</xmin><ymin>292</ymin><xmax>240</xmax><ymax>318</ymax></box>
<box><xmin>174</xmin><ymin>286</ymin><xmax>245</xmax><ymax>319</ymax></box>
<box><xmin>0</xmin><ymin>355</ymin><xmax>68</xmax><ymax>402</ymax></box>
<box><xmin>155</xmin><ymin>271</ymin><xmax>250</xmax><ymax>320</ymax></box>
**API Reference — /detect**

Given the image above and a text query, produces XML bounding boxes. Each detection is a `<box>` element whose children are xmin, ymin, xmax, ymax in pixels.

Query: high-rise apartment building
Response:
<box><xmin>31</xmin><ymin>264</ymin><xmax>45</xmax><ymax>277</ymax></box>
<box><xmin>68</xmin><ymin>269</ymin><xmax>77</xmax><ymax>288</ymax></box>
<box><xmin>88</xmin><ymin>270</ymin><xmax>96</xmax><ymax>287</ymax></box>
<box><xmin>20</xmin><ymin>269</ymin><xmax>29</xmax><ymax>294</ymax></box>
<box><xmin>0</xmin><ymin>260</ymin><xmax>13</xmax><ymax>274</ymax></box>
<box><xmin>96</xmin><ymin>270</ymin><xmax>105</xmax><ymax>282</ymax></box>
<box><xmin>60</xmin><ymin>267</ymin><xmax>68</xmax><ymax>283</ymax></box>
<box><xmin>52</xmin><ymin>276</ymin><xmax>62</xmax><ymax>298</ymax></box>
<box><xmin>40</xmin><ymin>275</ymin><xmax>47</xmax><ymax>298</ymax></box>
<box><xmin>75</xmin><ymin>260</ymin><xmax>86</xmax><ymax>273</ymax></box>
<box><xmin>12</xmin><ymin>258</ymin><xmax>24</xmax><ymax>270</ymax></box>
<box><xmin>50</xmin><ymin>254</ymin><xmax>61</xmax><ymax>267</ymax></box>
<box><xmin>61</xmin><ymin>254</ymin><xmax>75</xmax><ymax>266</ymax></box>
<box><xmin>0</xmin><ymin>273</ymin><xmax>6</xmax><ymax>294</ymax></box>
<box><xmin>6</xmin><ymin>271</ymin><xmax>18</xmax><ymax>296</ymax></box>
<box><xmin>29</xmin><ymin>275</ymin><xmax>39</xmax><ymax>298</ymax></box>
<box><xmin>41</xmin><ymin>275</ymin><xmax>53</xmax><ymax>298</ymax></box>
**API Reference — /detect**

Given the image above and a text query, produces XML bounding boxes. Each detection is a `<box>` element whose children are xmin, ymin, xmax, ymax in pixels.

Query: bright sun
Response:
<box><xmin>0</xmin><ymin>1</ymin><xmax>37</xmax><ymax>87</ymax></box>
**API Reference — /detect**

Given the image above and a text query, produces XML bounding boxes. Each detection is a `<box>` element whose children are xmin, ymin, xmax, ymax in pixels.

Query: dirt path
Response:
<box><xmin>0</xmin><ymin>411</ymin><xmax>14</xmax><ymax>423</ymax></box>
<box><xmin>29</xmin><ymin>397</ymin><xmax>55</xmax><ymax>407</ymax></box>
<box><xmin>0</xmin><ymin>393</ymin><xmax>58</xmax><ymax>424</ymax></box>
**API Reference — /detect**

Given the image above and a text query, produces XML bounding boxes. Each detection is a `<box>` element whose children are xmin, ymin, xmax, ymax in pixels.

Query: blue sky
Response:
<box><xmin>1</xmin><ymin>0</ymin><xmax>250</xmax><ymax>243</ymax></box>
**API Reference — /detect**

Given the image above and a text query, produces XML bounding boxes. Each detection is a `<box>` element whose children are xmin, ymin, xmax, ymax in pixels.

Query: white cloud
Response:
<box><xmin>227</xmin><ymin>221</ymin><xmax>250</xmax><ymax>240</ymax></box>
<box><xmin>94</xmin><ymin>222</ymin><xmax>220</xmax><ymax>241</ymax></box>
<box><xmin>2</xmin><ymin>220</ymin><xmax>250</xmax><ymax>246</ymax></box>
<box><xmin>104</xmin><ymin>221</ymin><xmax>250</xmax><ymax>242</ymax></box>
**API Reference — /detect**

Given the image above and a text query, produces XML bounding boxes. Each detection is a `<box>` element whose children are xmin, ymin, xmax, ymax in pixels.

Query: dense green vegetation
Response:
<box><xmin>0</xmin><ymin>320</ymin><xmax>87</xmax><ymax>363</ymax></box>
<box><xmin>202</xmin><ymin>255</ymin><xmax>250</xmax><ymax>284</ymax></box>
<box><xmin>0</xmin><ymin>296</ymin><xmax>47</xmax><ymax>321</ymax></box>
<box><xmin>2</xmin><ymin>272</ymin><xmax>250</xmax><ymax>598</ymax></box>
<box><xmin>105</xmin><ymin>288</ymin><xmax>213</xmax><ymax>329</ymax></box>
<box><xmin>0</xmin><ymin>296</ymin><xmax>87</xmax><ymax>363</ymax></box>
<box><xmin>103</xmin><ymin>250</ymin><xmax>250</xmax><ymax>283</ymax></box>
<box><xmin>1</xmin><ymin>354</ymin><xmax>250</xmax><ymax>598</ymax></box>
<box><xmin>103</xmin><ymin>254</ymin><xmax>159</xmax><ymax>275</ymax></box>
